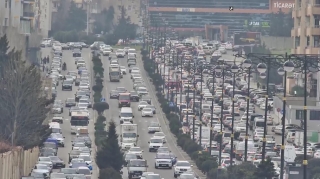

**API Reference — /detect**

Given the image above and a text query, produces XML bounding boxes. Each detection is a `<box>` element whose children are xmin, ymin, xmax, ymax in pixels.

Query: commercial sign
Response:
<box><xmin>177</xmin><ymin>8</ymin><xmax>195</xmax><ymax>12</ymax></box>
<box><xmin>244</xmin><ymin>20</ymin><xmax>270</xmax><ymax>28</ymax></box>
<box><xmin>233</xmin><ymin>32</ymin><xmax>261</xmax><ymax>46</ymax></box>
<box><xmin>274</xmin><ymin>2</ymin><xmax>295</xmax><ymax>8</ymax></box>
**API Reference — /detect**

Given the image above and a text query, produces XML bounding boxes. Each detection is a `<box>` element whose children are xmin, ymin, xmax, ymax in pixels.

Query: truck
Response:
<box><xmin>120</xmin><ymin>124</ymin><xmax>138</xmax><ymax>150</ymax></box>
<box><xmin>234</xmin><ymin>141</ymin><xmax>255</xmax><ymax>160</ymax></box>
<box><xmin>127</xmin><ymin>159</ymin><xmax>148</xmax><ymax>179</ymax></box>
<box><xmin>294</xmin><ymin>130</ymin><xmax>320</xmax><ymax>147</ymax></box>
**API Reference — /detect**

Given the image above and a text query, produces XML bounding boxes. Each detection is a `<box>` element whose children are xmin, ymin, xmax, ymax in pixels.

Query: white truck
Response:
<box><xmin>120</xmin><ymin>124</ymin><xmax>138</xmax><ymax>150</ymax></box>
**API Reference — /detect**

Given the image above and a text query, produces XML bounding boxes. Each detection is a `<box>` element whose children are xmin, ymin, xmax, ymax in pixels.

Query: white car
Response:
<box><xmin>78</xmin><ymin>103</ymin><xmax>88</xmax><ymax>110</ymax></box>
<box><xmin>142</xmin><ymin>108</ymin><xmax>154</xmax><ymax>117</ymax></box>
<box><xmin>148</xmin><ymin>137</ymin><xmax>163</xmax><ymax>152</ymax></box>
<box><xmin>218</xmin><ymin>47</ymin><xmax>227</xmax><ymax>54</ymax></box>
<box><xmin>314</xmin><ymin>150</ymin><xmax>320</xmax><ymax>158</ymax></box>
<box><xmin>128</xmin><ymin>147</ymin><xmax>143</xmax><ymax>158</ymax></box>
<box><xmin>116</xmin><ymin>49</ymin><xmax>125</xmax><ymax>57</ymax></box>
<box><xmin>173</xmin><ymin>161</ymin><xmax>193</xmax><ymax>178</ymax></box>
<box><xmin>155</xmin><ymin>153</ymin><xmax>172</xmax><ymax>169</ymax></box>
<box><xmin>153</xmin><ymin>132</ymin><xmax>166</xmax><ymax>143</ymax></box>
<box><xmin>141</xmin><ymin>172</ymin><xmax>155</xmax><ymax>179</ymax></box>
<box><xmin>121</xmin><ymin>138</ymin><xmax>135</xmax><ymax>150</ymax></box>
<box><xmin>120</xmin><ymin>66</ymin><xmax>127</xmax><ymax>74</ymax></box>
<box><xmin>102</xmin><ymin>48</ymin><xmax>112</xmax><ymax>56</ymax></box>
<box><xmin>148</xmin><ymin>122</ymin><xmax>161</xmax><ymax>133</ymax></box>
<box><xmin>138</xmin><ymin>101</ymin><xmax>149</xmax><ymax>110</ymax></box>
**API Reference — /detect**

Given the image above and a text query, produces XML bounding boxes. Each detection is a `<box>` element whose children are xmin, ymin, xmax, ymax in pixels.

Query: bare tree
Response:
<box><xmin>0</xmin><ymin>51</ymin><xmax>50</xmax><ymax>148</ymax></box>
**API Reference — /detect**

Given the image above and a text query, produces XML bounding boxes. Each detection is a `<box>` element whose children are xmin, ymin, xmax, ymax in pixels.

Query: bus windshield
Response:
<box><xmin>70</xmin><ymin>115</ymin><xmax>89</xmax><ymax>126</ymax></box>
<box><xmin>110</xmin><ymin>71</ymin><xmax>120</xmax><ymax>75</ymax></box>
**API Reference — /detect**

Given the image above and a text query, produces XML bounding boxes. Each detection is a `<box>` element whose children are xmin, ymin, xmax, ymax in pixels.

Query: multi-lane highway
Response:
<box><xmin>100</xmin><ymin>51</ymin><xmax>205</xmax><ymax>179</ymax></box>
<box><xmin>41</xmin><ymin>48</ymin><xmax>99</xmax><ymax>178</ymax></box>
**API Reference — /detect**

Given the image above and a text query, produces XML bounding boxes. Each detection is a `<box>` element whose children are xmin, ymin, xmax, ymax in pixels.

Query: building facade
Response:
<box><xmin>148</xmin><ymin>0</ymin><xmax>295</xmax><ymax>34</ymax></box>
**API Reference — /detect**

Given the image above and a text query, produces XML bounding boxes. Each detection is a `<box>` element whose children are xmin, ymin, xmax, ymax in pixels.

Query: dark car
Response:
<box><xmin>110</xmin><ymin>90</ymin><xmax>119</xmax><ymax>99</ymax></box>
<box><xmin>130</xmin><ymin>91</ymin><xmax>140</xmax><ymax>102</ymax></box>
<box><xmin>49</xmin><ymin>156</ymin><xmax>66</xmax><ymax>169</ymax></box>
<box><xmin>72</xmin><ymin>49</ymin><xmax>81</xmax><ymax>57</ymax></box>
<box><xmin>62</xmin><ymin>80</ymin><xmax>73</xmax><ymax>91</ymax></box>
<box><xmin>65</xmin><ymin>98</ymin><xmax>76</xmax><ymax>107</ymax></box>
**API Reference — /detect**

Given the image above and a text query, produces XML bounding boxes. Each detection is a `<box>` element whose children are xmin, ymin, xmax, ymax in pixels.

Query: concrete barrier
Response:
<box><xmin>0</xmin><ymin>147</ymin><xmax>39</xmax><ymax>179</ymax></box>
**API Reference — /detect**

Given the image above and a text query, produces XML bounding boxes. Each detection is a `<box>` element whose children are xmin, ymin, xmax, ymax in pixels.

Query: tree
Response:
<box><xmin>228</xmin><ymin>162</ymin><xmax>256</xmax><ymax>179</ymax></box>
<box><xmin>0</xmin><ymin>34</ymin><xmax>9</xmax><ymax>55</ymax></box>
<box><xmin>269</xmin><ymin>9</ymin><xmax>293</xmax><ymax>37</ymax></box>
<box><xmin>112</xmin><ymin>6</ymin><xmax>137</xmax><ymax>43</ymax></box>
<box><xmin>93</xmin><ymin>102</ymin><xmax>109</xmax><ymax>115</ymax></box>
<box><xmin>0</xmin><ymin>46</ymin><xmax>51</xmax><ymax>149</ymax></box>
<box><xmin>96</xmin><ymin>120</ymin><xmax>124</xmax><ymax>171</ymax></box>
<box><xmin>253</xmin><ymin>158</ymin><xmax>276</xmax><ymax>179</ymax></box>
<box><xmin>99</xmin><ymin>167</ymin><xmax>122</xmax><ymax>179</ymax></box>
<box><xmin>93</xmin><ymin>6</ymin><xmax>115</xmax><ymax>34</ymax></box>
<box><xmin>308</xmin><ymin>158</ymin><xmax>320</xmax><ymax>178</ymax></box>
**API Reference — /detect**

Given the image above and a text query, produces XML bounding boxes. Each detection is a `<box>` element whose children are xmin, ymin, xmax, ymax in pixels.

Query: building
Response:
<box><xmin>148</xmin><ymin>0</ymin><xmax>295</xmax><ymax>37</ymax></box>
<box><xmin>291</xmin><ymin>0</ymin><xmax>320</xmax><ymax>54</ymax></box>
<box><xmin>0</xmin><ymin>0</ymin><xmax>52</xmax><ymax>36</ymax></box>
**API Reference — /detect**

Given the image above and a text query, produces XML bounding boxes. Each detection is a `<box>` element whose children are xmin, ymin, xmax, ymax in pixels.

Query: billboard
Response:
<box><xmin>233</xmin><ymin>32</ymin><xmax>261</xmax><ymax>45</ymax></box>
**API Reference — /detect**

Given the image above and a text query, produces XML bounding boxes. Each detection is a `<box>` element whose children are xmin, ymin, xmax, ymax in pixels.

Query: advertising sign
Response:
<box><xmin>233</xmin><ymin>32</ymin><xmax>261</xmax><ymax>45</ymax></box>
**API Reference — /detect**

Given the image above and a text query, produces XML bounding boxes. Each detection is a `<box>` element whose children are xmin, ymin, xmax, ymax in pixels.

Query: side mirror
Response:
<box><xmin>119</xmin><ymin>115</ymin><xmax>121</xmax><ymax>117</ymax></box>
<box><xmin>137</xmin><ymin>135</ymin><xmax>139</xmax><ymax>137</ymax></box>
<box><xmin>63</xmin><ymin>137</ymin><xmax>65</xmax><ymax>138</ymax></box>
<box><xmin>148</xmin><ymin>141</ymin><xmax>150</xmax><ymax>143</ymax></box>
<box><xmin>133</xmin><ymin>116</ymin><xmax>135</xmax><ymax>118</ymax></box>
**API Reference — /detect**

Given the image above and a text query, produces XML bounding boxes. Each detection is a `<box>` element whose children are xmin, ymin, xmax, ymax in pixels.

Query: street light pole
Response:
<box><xmin>209</xmin><ymin>68</ymin><xmax>215</xmax><ymax>154</ymax></box>
<box><xmin>215</xmin><ymin>63</ymin><xmax>224</xmax><ymax>167</ymax></box>
<box><xmin>179</xmin><ymin>55</ymin><xmax>183</xmax><ymax>122</ymax></box>
<box><xmin>244</xmin><ymin>66</ymin><xmax>251</xmax><ymax>161</ymax></box>
<box><xmin>199</xmin><ymin>65</ymin><xmax>203</xmax><ymax>147</ymax></box>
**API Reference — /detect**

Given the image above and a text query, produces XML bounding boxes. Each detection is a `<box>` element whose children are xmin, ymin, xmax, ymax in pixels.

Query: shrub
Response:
<box><xmin>92</xmin><ymin>84</ymin><xmax>104</xmax><ymax>92</ymax></box>
<box><xmin>93</xmin><ymin>102</ymin><xmax>110</xmax><ymax>115</ymax></box>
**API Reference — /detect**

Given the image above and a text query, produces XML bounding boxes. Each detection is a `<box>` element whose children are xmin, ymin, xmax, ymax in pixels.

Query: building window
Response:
<box><xmin>310</xmin><ymin>110</ymin><xmax>320</xmax><ymax>120</ymax></box>
<box><xmin>295</xmin><ymin>37</ymin><xmax>300</xmax><ymax>47</ymax></box>
<box><xmin>296</xmin><ymin>110</ymin><xmax>303</xmax><ymax>120</ymax></box>
<box><xmin>314</xmin><ymin>35</ymin><xmax>320</xmax><ymax>47</ymax></box>
<box><xmin>315</xmin><ymin>16</ymin><xmax>320</xmax><ymax>27</ymax></box>
<box><xmin>316</xmin><ymin>0</ymin><xmax>320</xmax><ymax>5</ymax></box>
<box><xmin>307</xmin><ymin>36</ymin><xmax>310</xmax><ymax>46</ymax></box>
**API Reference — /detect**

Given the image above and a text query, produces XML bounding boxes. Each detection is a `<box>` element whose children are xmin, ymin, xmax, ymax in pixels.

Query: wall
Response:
<box><xmin>261</xmin><ymin>36</ymin><xmax>292</xmax><ymax>50</ymax></box>
<box><xmin>0</xmin><ymin>147</ymin><xmax>39</xmax><ymax>179</ymax></box>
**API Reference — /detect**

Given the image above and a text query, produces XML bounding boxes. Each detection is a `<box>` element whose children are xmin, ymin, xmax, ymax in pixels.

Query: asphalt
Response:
<box><xmin>41</xmin><ymin>48</ymin><xmax>98</xmax><ymax>178</ymax></box>
<box><xmin>99</xmin><ymin>52</ymin><xmax>206</xmax><ymax>179</ymax></box>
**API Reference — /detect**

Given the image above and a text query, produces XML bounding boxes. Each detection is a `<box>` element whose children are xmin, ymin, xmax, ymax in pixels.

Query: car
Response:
<box><xmin>173</xmin><ymin>161</ymin><xmax>193</xmax><ymax>178</ymax></box>
<box><xmin>69</xmin><ymin>106</ymin><xmax>80</xmax><ymax>116</ymax></box>
<box><xmin>141</xmin><ymin>172</ymin><xmax>155</xmax><ymax>179</ymax></box>
<box><xmin>178</xmin><ymin>172</ymin><xmax>198</xmax><ymax>179</ymax></box>
<box><xmin>124</xmin><ymin>152</ymin><xmax>139</xmax><ymax>166</ymax></box>
<box><xmin>137</xmin><ymin>87</ymin><xmax>148</xmax><ymax>96</ymax></box>
<box><xmin>65</xmin><ymin>98</ymin><xmax>76</xmax><ymax>107</ymax></box>
<box><xmin>130</xmin><ymin>91</ymin><xmax>140</xmax><ymax>102</ymax></box>
<box><xmin>145</xmin><ymin>174</ymin><xmax>163</xmax><ymax>179</ymax></box>
<box><xmin>153</xmin><ymin>132</ymin><xmax>166</xmax><ymax>143</ymax></box>
<box><xmin>145</xmin><ymin>105</ymin><xmax>156</xmax><ymax>114</ymax></box>
<box><xmin>148</xmin><ymin>138</ymin><xmax>163</xmax><ymax>152</ymax></box>
<box><xmin>148</xmin><ymin>122</ymin><xmax>161</xmax><ymax>133</ymax></box>
<box><xmin>62</xmin><ymin>80</ymin><xmax>73</xmax><ymax>91</ymax></box>
<box><xmin>154</xmin><ymin>152</ymin><xmax>173</xmax><ymax>169</ymax></box>
<box><xmin>52</xmin><ymin>104</ymin><xmax>63</xmax><ymax>114</ymax></box>
<box><xmin>49</xmin><ymin>156</ymin><xmax>66</xmax><ymax>169</ymax></box>
<box><xmin>51</xmin><ymin>116</ymin><xmax>63</xmax><ymax>124</ymax></box>
<box><xmin>120</xmin><ymin>66</ymin><xmax>127</xmax><ymax>74</ymax></box>
<box><xmin>142</xmin><ymin>108</ymin><xmax>154</xmax><ymax>117</ymax></box>
<box><xmin>128</xmin><ymin>147</ymin><xmax>144</xmax><ymax>158</ymax></box>
<box><xmin>116</xmin><ymin>49</ymin><xmax>125</xmax><ymax>57</ymax></box>
<box><xmin>138</xmin><ymin>101</ymin><xmax>149</xmax><ymax>111</ymax></box>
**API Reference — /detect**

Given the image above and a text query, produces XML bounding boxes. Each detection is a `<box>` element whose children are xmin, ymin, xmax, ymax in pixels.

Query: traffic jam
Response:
<box><xmin>153</xmin><ymin>39</ymin><xmax>309</xmax><ymax>177</ymax></box>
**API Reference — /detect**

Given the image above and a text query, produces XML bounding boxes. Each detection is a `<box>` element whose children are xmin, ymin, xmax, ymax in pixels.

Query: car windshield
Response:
<box><xmin>143</xmin><ymin>108</ymin><xmax>152</xmax><ymax>112</ymax></box>
<box><xmin>130</xmin><ymin>148</ymin><xmax>141</xmax><ymax>152</ymax></box>
<box><xmin>140</xmin><ymin>101</ymin><xmax>148</xmax><ymax>105</ymax></box>
<box><xmin>49</xmin><ymin>156</ymin><xmax>60</xmax><ymax>161</ymax></box>
<box><xmin>125</xmin><ymin>154</ymin><xmax>137</xmax><ymax>160</ymax></box>
<box><xmin>130</xmin><ymin>160</ymin><xmax>147</xmax><ymax>167</ymax></box>
<box><xmin>146</xmin><ymin>175</ymin><xmax>161</xmax><ymax>179</ymax></box>
<box><xmin>67</xmin><ymin>98</ymin><xmax>75</xmax><ymax>102</ymax></box>
<box><xmin>150</xmin><ymin>138</ymin><xmax>163</xmax><ymax>143</ymax></box>
<box><xmin>119</xmin><ymin>94</ymin><xmax>130</xmax><ymax>100</ymax></box>
<box><xmin>154</xmin><ymin>133</ymin><xmax>164</xmax><ymax>137</ymax></box>
<box><xmin>51</xmin><ymin>173</ymin><xmax>66</xmax><ymax>178</ymax></box>
<box><xmin>36</xmin><ymin>165</ymin><xmax>48</xmax><ymax>170</ymax></box>
<box><xmin>121</xmin><ymin>112</ymin><xmax>133</xmax><ymax>117</ymax></box>
<box><xmin>61</xmin><ymin>168</ymin><xmax>78</xmax><ymax>174</ymax></box>
<box><xmin>177</xmin><ymin>162</ymin><xmax>190</xmax><ymax>167</ymax></box>
<box><xmin>63</xmin><ymin>80</ymin><xmax>73</xmax><ymax>84</ymax></box>
<box><xmin>78</xmin><ymin>168</ymin><xmax>90</xmax><ymax>175</ymax></box>
<box><xmin>123</xmin><ymin>133</ymin><xmax>137</xmax><ymax>138</ymax></box>
<box><xmin>79</xmin><ymin>156</ymin><xmax>91</xmax><ymax>161</ymax></box>
<box><xmin>180</xmin><ymin>174</ymin><xmax>195</xmax><ymax>179</ymax></box>
<box><xmin>149</xmin><ymin>123</ymin><xmax>159</xmax><ymax>127</ymax></box>
<box><xmin>138</xmin><ymin>88</ymin><xmax>147</xmax><ymax>92</ymax></box>
<box><xmin>156</xmin><ymin>154</ymin><xmax>171</xmax><ymax>159</ymax></box>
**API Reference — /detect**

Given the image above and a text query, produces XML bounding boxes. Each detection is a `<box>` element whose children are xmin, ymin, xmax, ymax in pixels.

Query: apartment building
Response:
<box><xmin>291</xmin><ymin>0</ymin><xmax>320</xmax><ymax>54</ymax></box>
<box><xmin>0</xmin><ymin>0</ymin><xmax>52</xmax><ymax>36</ymax></box>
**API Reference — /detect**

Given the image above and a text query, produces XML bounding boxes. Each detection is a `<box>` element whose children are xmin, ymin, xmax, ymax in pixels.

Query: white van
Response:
<box><xmin>49</xmin><ymin>122</ymin><xmax>62</xmax><ymax>134</ymax></box>
<box><xmin>120</xmin><ymin>107</ymin><xmax>134</xmax><ymax>124</ymax></box>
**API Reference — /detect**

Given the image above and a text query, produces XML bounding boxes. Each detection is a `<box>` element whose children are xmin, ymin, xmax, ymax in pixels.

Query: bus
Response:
<box><xmin>70</xmin><ymin>111</ymin><xmax>90</xmax><ymax>134</ymax></box>
<box><xmin>109</xmin><ymin>68</ymin><xmax>121</xmax><ymax>82</ymax></box>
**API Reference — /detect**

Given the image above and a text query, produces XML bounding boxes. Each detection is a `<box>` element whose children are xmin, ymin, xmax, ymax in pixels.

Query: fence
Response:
<box><xmin>261</xmin><ymin>36</ymin><xmax>292</xmax><ymax>50</ymax></box>
<box><xmin>0</xmin><ymin>147</ymin><xmax>39</xmax><ymax>179</ymax></box>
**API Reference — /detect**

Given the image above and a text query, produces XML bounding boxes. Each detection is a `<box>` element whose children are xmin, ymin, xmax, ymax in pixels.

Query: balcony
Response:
<box><xmin>21</xmin><ymin>0</ymin><xmax>34</xmax><ymax>4</ymax></box>
<box><xmin>305</xmin><ymin>47</ymin><xmax>320</xmax><ymax>54</ymax></box>
<box><xmin>306</xmin><ymin>26</ymin><xmax>320</xmax><ymax>36</ymax></box>
<box><xmin>307</xmin><ymin>4</ymin><xmax>320</xmax><ymax>15</ymax></box>
<box><xmin>291</xmin><ymin>27</ymin><xmax>301</xmax><ymax>37</ymax></box>
<box><xmin>291</xmin><ymin>46</ymin><xmax>306</xmax><ymax>54</ymax></box>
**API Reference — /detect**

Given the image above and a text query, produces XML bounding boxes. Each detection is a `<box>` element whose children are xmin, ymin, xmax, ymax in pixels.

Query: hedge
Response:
<box><xmin>141</xmin><ymin>49</ymin><xmax>218</xmax><ymax>176</ymax></box>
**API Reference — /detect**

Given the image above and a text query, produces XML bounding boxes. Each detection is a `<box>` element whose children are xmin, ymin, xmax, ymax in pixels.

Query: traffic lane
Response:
<box><xmin>136</xmin><ymin>54</ymin><xmax>205</xmax><ymax>178</ymax></box>
<box><xmin>102</xmin><ymin>55</ymin><xmax>175</xmax><ymax>179</ymax></box>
